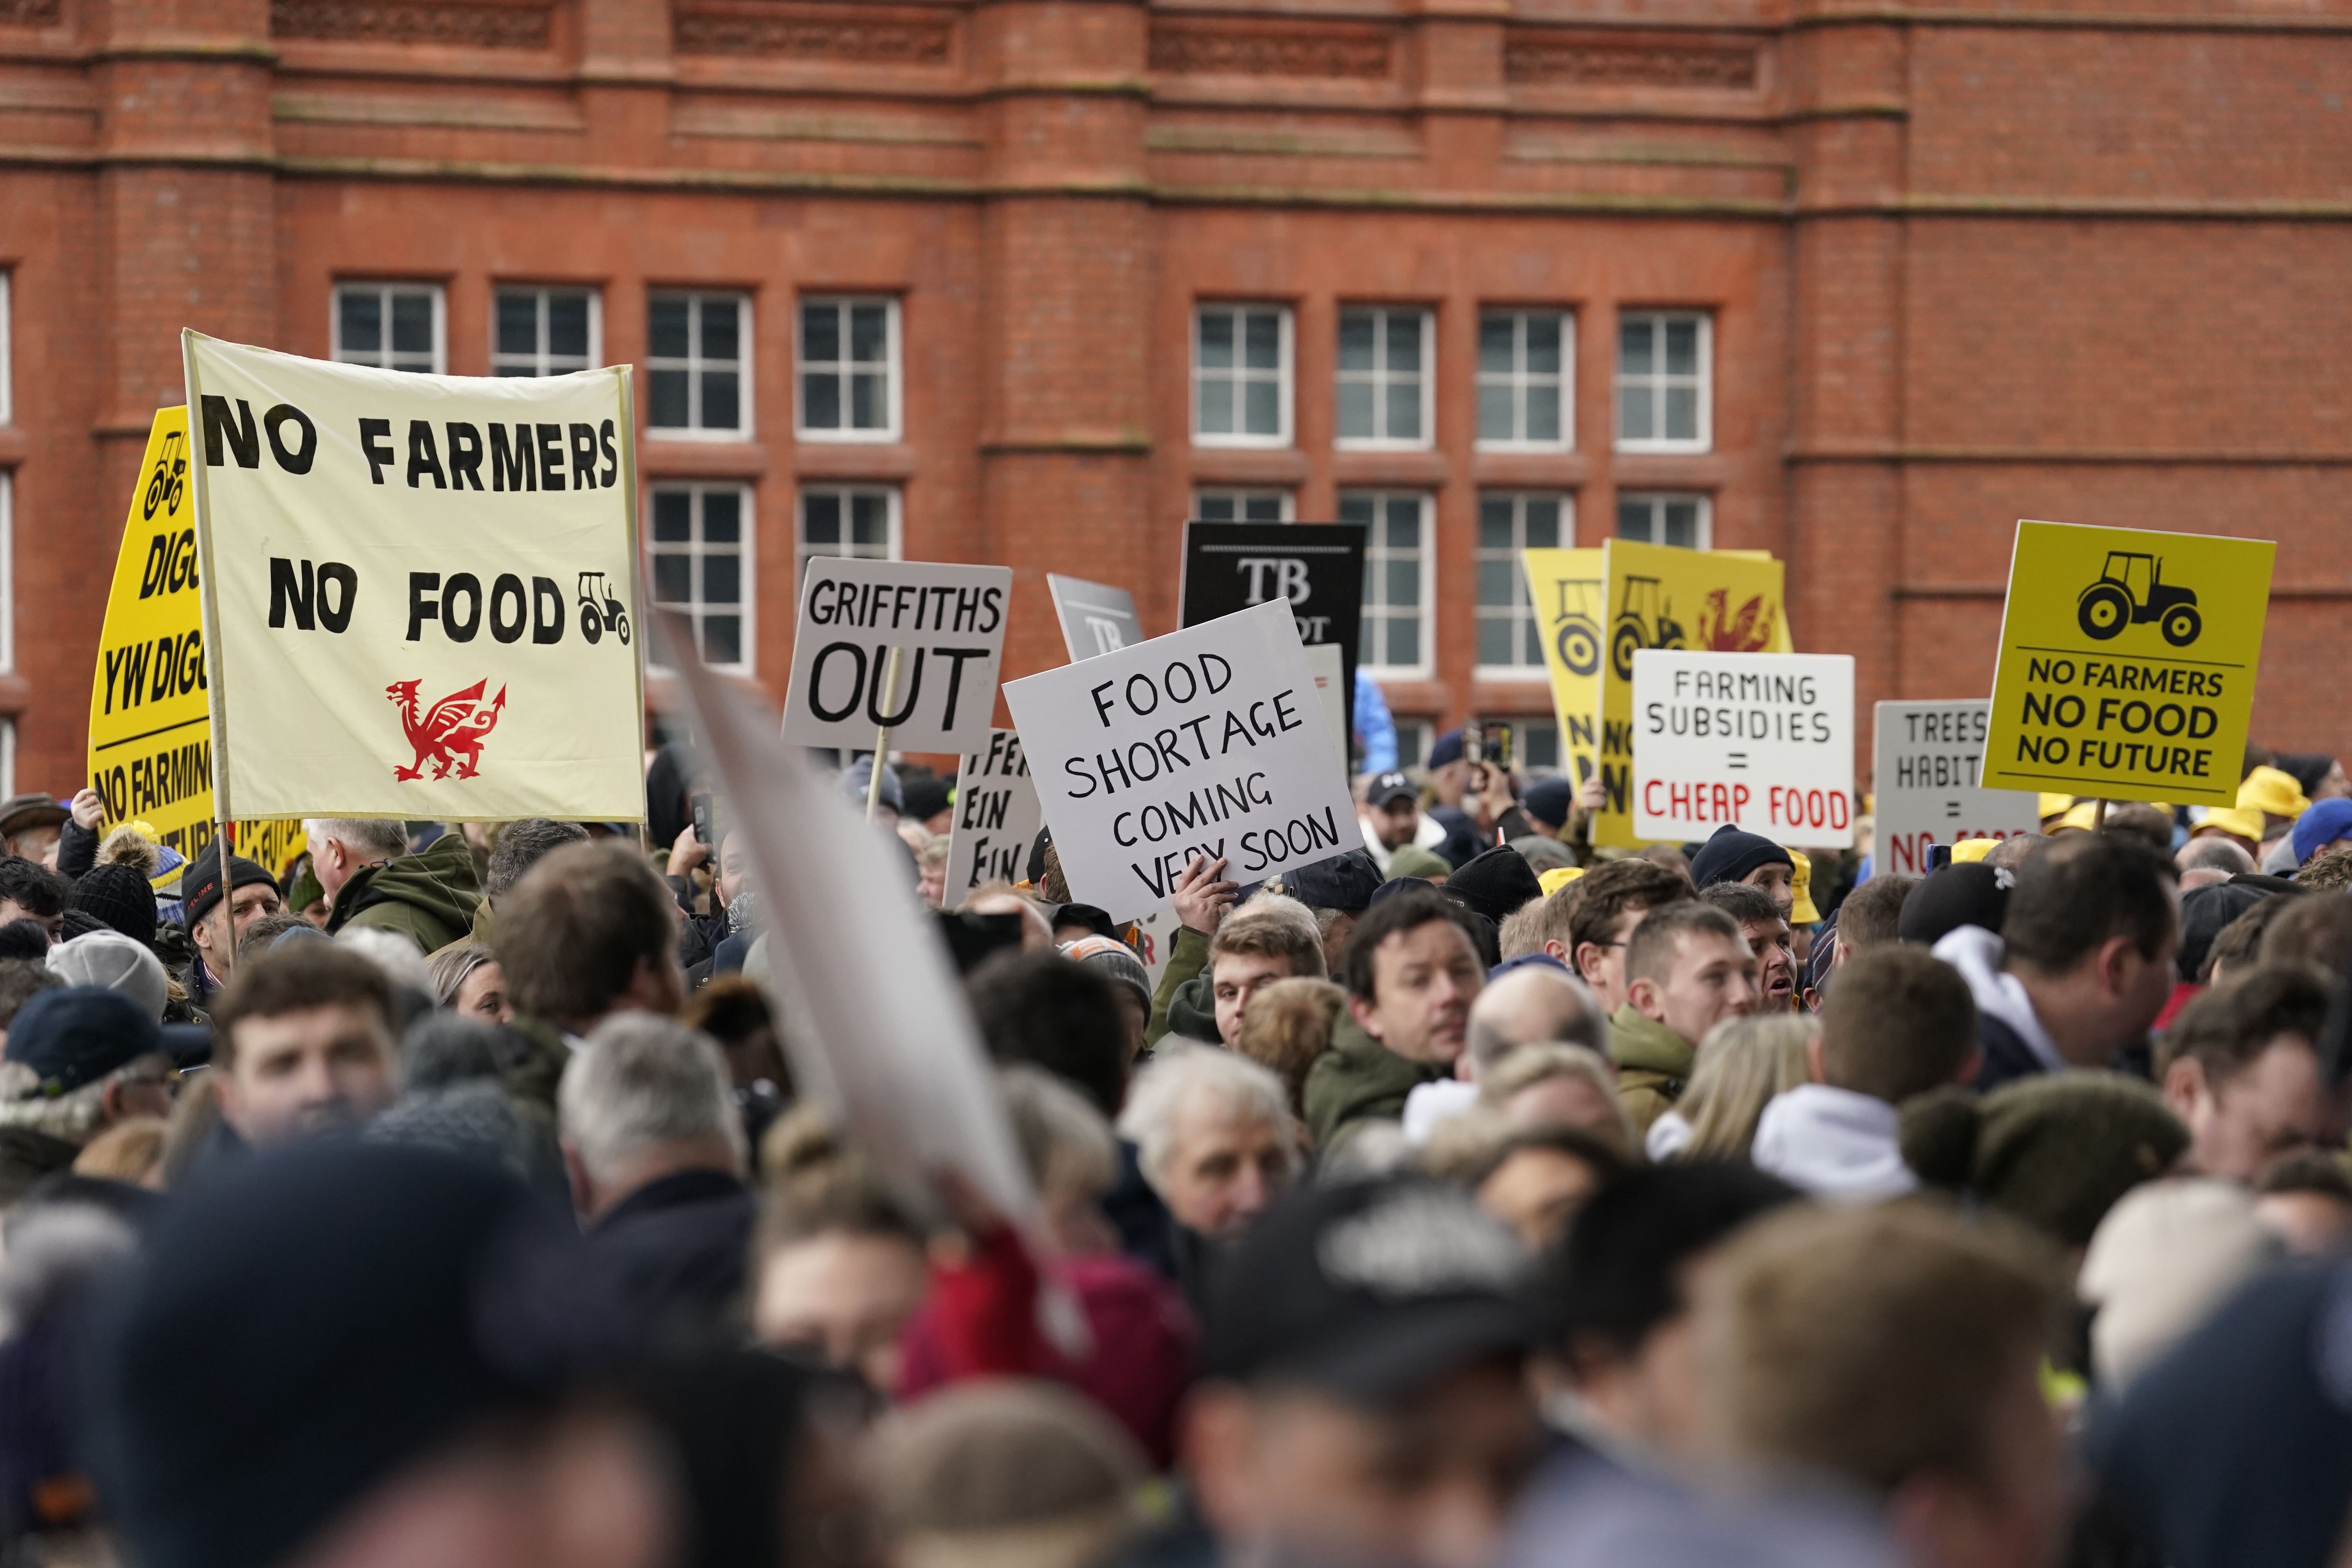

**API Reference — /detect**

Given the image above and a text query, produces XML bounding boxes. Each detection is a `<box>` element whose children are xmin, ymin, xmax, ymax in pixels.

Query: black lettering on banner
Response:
<box><xmin>568</xmin><ymin>423</ymin><xmax>599</xmax><ymax>490</ymax></box>
<box><xmin>408</xmin><ymin>573</ymin><xmax>440</xmax><ymax>642</ymax></box>
<box><xmin>316</xmin><ymin>563</ymin><xmax>356</xmax><ymax>633</ymax></box>
<box><xmin>809</xmin><ymin>643</ymin><xmax>867</xmax><ymax>723</ymax></box>
<box><xmin>446</xmin><ymin>423</ymin><xmax>486</xmax><ymax>490</ymax></box>
<box><xmin>141</xmin><ymin>529</ymin><xmax>198</xmax><ymax>600</ymax></box>
<box><xmin>490</xmin><ymin>424</ymin><xmax>536</xmax><ymax>492</ymax></box>
<box><xmin>263</xmin><ymin>404</ymin><xmax>316</xmax><ymax>474</ymax></box>
<box><xmin>406</xmin><ymin>421</ymin><xmax>448</xmax><ymax>489</ymax></box>
<box><xmin>360</xmin><ymin>419</ymin><xmax>396</xmax><ymax>486</ymax></box>
<box><xmin>535</xmin><ymin>424</ymin><xmax>566</xmax><ymax>492</ymax></box>
<box><xmin>269</xmin><ymin>558</ymin><xmax>316</xmax><ymax>630</ymax></box>
<box><xmin>490</xmin><ymin>573</ymin><xmax>527</xmax><ymax>644</ymax></box>
<box><xmin>597</xmin><ymin>419</ymin><xmax>618</xmax><ymax>487</ymax></box>
<box><xmin>532</xmin><ymin>576</ymin><xmax>565</xmax><ymax>644</ymax></box>
<box><xmin>201</xmin><ymin>397</ymin><xmax>258</xmax><ymax>468</ymax></box>
<box><xmin>443</xmin><ymin>573</ymin><xmax>483</xmax><ymax>642</ymax></box>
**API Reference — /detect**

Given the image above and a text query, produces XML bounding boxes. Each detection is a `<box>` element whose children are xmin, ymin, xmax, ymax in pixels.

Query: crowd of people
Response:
<box><xmin>2</xmin><ymin>729</ymin><xmax>2351</xmax><ymax>1568</ymax></box>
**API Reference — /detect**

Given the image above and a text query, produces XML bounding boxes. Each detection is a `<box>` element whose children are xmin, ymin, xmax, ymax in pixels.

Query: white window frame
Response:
<box><xmin>797</xmin><ymin>483</ymin><xmax>904</xmax><ymax>591</ymax></box>
<box><xmin>1617</xmin><ymin>491</ymin><xmax>1713</xmax><ymax>551</ymax></box>
<box><xmin>1192</xmin><ymin>302</ymin><xmax>1293</xmax><ymax>450</ymax></box>
<box><xmin>331</xmin><ymin>281</ymin><xmax>446</xmax><ymax>373</ymax></box>
<box><xmin>1345</xmin><ymin>489</ymin><xmax>1436</xmax><ymax>679</ymax></box>
<box><xmin>796</xmin><ymin>296</ymin><xmax>902</xmax><ymax>443</ymax></box>
<box><xmin>0</xmin><ymin>472</ymin><xmax>13</xmax><ymax>675</ymax></box>
<box><xmin>1476</xmin><ymin>308</ymin><xmax>1573</xmax><ymax>452</ymax></box>
<box><xmin>647</xmin><ymin>482</ymin><xmax>756</xmax><ymax>675</ymax></box>
<box><xmin>646</xmin><ymin>290</ymin><xmax>753</xmax><ymax>441</ymax></box>
<box><xmin>491</xmin><ymin>285</ymin><xmax>601</xmax><ymax>378</ymax></box>
<box><xmin>1475</xmin><ymin>490</ymin><xmax>1572</xmax><ymax>679</ymax></box>
<box><xmin>0</xmin><ymin>270</ymin><xmax>12</xmax><ymax>426</ymax></box>
<box><xmin>0</xmin><ymin>719</ymin><xmax>14</xmax><ymax>797</ymax></box>
<box><xmin>1336</xmin><ymin>305</ymin><xmax>1435</xmax><ymax>452</ymax></box>
<box><xmin>1193</xmin><ymin>488</ymin><xmax>1295</xmax><ymax>523</ymax></box>
<box><xmin>1615</xmin><ymin>310</ymin><xmax>1712</xmax><ymax>454</ymax></box>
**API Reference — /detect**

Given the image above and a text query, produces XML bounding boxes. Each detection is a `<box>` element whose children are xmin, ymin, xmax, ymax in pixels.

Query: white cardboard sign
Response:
<box><xmin>1002</xmin><ymin>600</ymin><xmax>1363</xmax><ymax>920</ymax></box>
<box><xmin>946</xmin><ymin>729</ymin><xmax>1045</xmax><ymax>895</ymax></box>
<box><xmin>1632</xmin><ymin>650</ymin><xmax>1857</xmax><ymax>847</ymax></box>
<box><xmin>1872</xmin><ymin>699</ymin><xmax>2040</xmax><ymax>876</ymax></box>
<box><xmin>781</xmin><ymin>557</ymin><xmax>1011</xmax><ymax>754</ymax></box>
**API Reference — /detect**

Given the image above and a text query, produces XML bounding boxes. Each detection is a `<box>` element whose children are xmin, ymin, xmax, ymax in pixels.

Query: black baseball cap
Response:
<box><xmin>1204</xmin><ymin>1178</ymin><xmax>1534</xmax><ymax>1406</ymax></box>
<box><xmin>1366</xmin><ymin>771</ymin><xmax>1418</xmax><ymax>808</ymax></box>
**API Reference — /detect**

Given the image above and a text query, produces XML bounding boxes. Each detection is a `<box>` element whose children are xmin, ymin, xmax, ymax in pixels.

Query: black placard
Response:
<box><xmin>1178</xmin><ymin>521</ymin><xmax>1366</xmax><ymax>702</ymax></box>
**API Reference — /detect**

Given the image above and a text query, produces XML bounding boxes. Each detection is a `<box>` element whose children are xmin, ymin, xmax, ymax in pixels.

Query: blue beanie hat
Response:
<box><xmin>1687</xmin><ymin>823</ymin><xmax>1794</xmax><ymax>890</ymax></box>
<box><xmin>2292</xmin><ymin>798</ymin><xmax>2352</xmax><ymax>866</ymax></box>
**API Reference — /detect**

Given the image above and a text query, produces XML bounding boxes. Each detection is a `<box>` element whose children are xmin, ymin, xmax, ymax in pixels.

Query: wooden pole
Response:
<box><xmin>865</xmin><ymin>646</ymin><xmax>904</xmax><ymax>823</ymax></box>
<box><xmin>2092</xmin><ymin>797</ymin><xmax>2109</xmax><ymax>830</ymax></box>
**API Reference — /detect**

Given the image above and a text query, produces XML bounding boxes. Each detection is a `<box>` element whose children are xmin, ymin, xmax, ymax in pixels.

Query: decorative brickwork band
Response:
<box><xmin>270</xmin><ymin>0</ymin><xmax>551</xmax><ymax>48</ymax></box>
<box><xmin>1505</xmin><ymin>36</ymin><xmax>1759</xmax><ymax>89</ymax></box>
<box><xmin>1149</xmin><ymin>26</ymin><xmax>1392</xmax><ymax>78</ymax></box>
<box><xmin>0</xmin><ymin>0</ymin><xmax>64</xmax><ymax>23</ymax></box>
<box><xmin>672</xmin><ymin>9</ymin><xmax>953</xmax><ymax>63</ymax></box>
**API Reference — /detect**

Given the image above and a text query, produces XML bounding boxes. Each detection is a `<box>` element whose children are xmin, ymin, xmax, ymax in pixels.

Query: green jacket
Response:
<box><xmin>325</xmin><ymin>832</ymin><xmax>483</xmax><ymax>956</ymax></box>
<box><xmin>1302</xmin><ymin>1013</ymin><xmax>1446</xmax><ymax>1154</ymax></box>
<box><xmin>1146</xmin><ymin>926</ymin><xmax>1214</xmax><ymax>1047</ymax></box>
<box><xmin>1609</xmin><ymin>1003</ymin><xmax>1695</xmax><ymax>1134</ymax></box>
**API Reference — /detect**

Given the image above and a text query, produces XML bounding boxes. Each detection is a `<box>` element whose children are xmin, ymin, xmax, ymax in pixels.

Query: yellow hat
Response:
<box><xmin>1787</xmin><ymin>849</ymin><xmax>1822</xmax><ymax>925</ymax></box>
<box><xmin>2239</xmin><ymin>765</ymin><xmax>2311</xmax><ymax>820</ymax></box>
<box><xmin>1537</xmin><ymin>866</ymin><xmax>1584</xmax><ymax>898</ymax></box>
<box><xmin>1950</xmin><ymin>838</ymin><xmax>1998</xmax><ymax>864</ymax></box>
<box><xmin>2196</xmin><ymin>806</ymin><xmax>2265</xmax><ymax>844</ymax></box>
<box><xmin>2039</xmin><ymin>793</ymin><xmax>2075</xmax><ymax>822</ymax></box>
<box><xmin>2055</xmin><ymin>802</ymin><xmax>2100</xmax><ymax>833</ymax></box>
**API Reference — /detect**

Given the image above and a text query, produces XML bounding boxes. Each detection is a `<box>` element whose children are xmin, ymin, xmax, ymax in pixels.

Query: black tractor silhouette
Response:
<box><xmin>1611</xmin><ymin>575</ymin><xmax>1686</xmax><ymax>681</ymax></box>
<box><xmin>576</xmin><ymin>572</ymin><xmax>632</xmax><ymax>647</ymax></box>
<box><xmin>1550</xmin><ymin>577</ymin><xmax>1601</xmax><ymax>678</ymax></box>
<box><xmin>2076</xmin><ymin>552</ymin><xmax>2200</xmax><ymax>648</ymax></box>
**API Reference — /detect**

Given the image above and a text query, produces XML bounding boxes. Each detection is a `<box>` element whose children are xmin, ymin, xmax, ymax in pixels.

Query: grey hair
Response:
<box><xmin>336</xmin><ymin>926</ymin><xmax>434</xmax><ymax>995</ymax></box>
<box><xmin>559</xmin><ymin>1014</ymin><xmax>744</xmax><ymax>1180</ymax></box>
<box><xmin>999</xmin><ymin>1065</ymin><xmax>1118</xmax><ymax>1199</ymax></box>
<box><xmin>2178</xmin><ymin>836</ymin><xmax>2256</xmax><ymax>876</ymax></box>
<box><xmin>1115</xmin><ymin>1042</ymin><xmax>1300</xmax><ymax>1191</ymax></box>
<box><xmin>303</xmin><ymin>818</ymin><xmax>410</xmax><ymax>861</ymax></box>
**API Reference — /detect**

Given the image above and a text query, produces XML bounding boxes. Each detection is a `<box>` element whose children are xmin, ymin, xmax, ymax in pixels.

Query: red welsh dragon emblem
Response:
<box><xmin>386</xmin><ymin>679</ymin><xmax>508</xmax><ymax>781</ymax></box>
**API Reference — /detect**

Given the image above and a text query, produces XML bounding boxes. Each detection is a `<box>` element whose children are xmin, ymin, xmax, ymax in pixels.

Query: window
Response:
<box><xmin>798</xmin><ymin>485</ymin><xmax>901</xmax><ymax>584</ymax></box>
<box><xmin>1618</xmin><ymin>492</ymin><xmax>1711</xmax><ymax>550</ymax></box>
<box><xmin>1194</xmin><ymin>489</ymin><xmax>1293</xmax><ymax>523</ymax></box>
<box><xmin>1193</xmin><ymin>304</ymin><xmax>1291</xmax><ymax>447</ymax></box>
<box><xmin>649</xmin><ymin>484</ymin><xmax>753</xmax><ymax>672</ymax></box>
<box><xmin>333</xmin><ymin>283</ymin><xmax>444</xmax><ymax>373</ymax></box>
<box><xmin>1478</xmin><ymin>309</ymin><xmax>1571</xmax><ymax>450</ymax></box>
<box><xmin>493</xmin><ymin>287</ymin><xmax>598</xmax><ymax>378</ymax></box>
<box><xmin>1616</xmin><ymin>312</ymin><xmax>1710</xmax><ymax>452</ymax></box>
<box><xmin>1393</xmin><ymin>719</ymin><xmax>1430</xmax><ymax>771</ymax></box>
<box><xmin>1337</xmin><ymin>307</ymin><xmax>1432</xmax><ymax>449</ymax></box>
<box><xmin>648</xmin><ymin>291</ymin><xmax>750</xmax><ymax>437</ymax></box>
<box><xmin>798</xmin><ymin>297</ymin><xmax>900</xmax><ymax>441</ymax></box>
<box><xmin>1476</xmin><ymin>492</ymin><xmax>1569</xmax><ymax>674</ymax></box>
<box><xmin>1342</xmin><ymin>490</ymin><xmax>1432</xmax><ymax>675</ymax></box>
<box><xmin>1481</xmin><ymin>720</ymin><xmax>1561</xmax><ymax>773</ymax></box>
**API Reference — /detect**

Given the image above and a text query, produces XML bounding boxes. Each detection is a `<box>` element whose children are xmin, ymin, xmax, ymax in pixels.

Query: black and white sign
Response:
<box><xmin>1003</xmin><ymin>600</ymin><xmax>1363</xmax><ymax>919</ymax></box>
<box><xmin>1632</xmin><ymin>650</ymin><xmax>1856</xmax><ymax>847</ymax></box>
<box><xmin>946</xmin><ymin>729</ymin><xmax>1045</xmax><ymax>895</ymax></box>
<box><xmin>1872</xmin><ymin>700</ymin><xmax>2040</xmax><ymax>875</ymax></box>
<box><xmin>1047</xmin><ymin>574</ymin><xmax>1145</xmax><ymax>662</ymax></box>
<box><xmin>781</xmin><ymin>558</ymin><xmax>1012</xmax><ymax>755</ymax></box>
<box><xmin>1179</xmin><ymin>521</ymin><xmax>1364</xmax><ymax>701</ymax></box>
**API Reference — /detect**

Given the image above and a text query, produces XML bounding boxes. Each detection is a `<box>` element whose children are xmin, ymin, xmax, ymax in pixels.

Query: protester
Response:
<box><xmin>1118</xmin><ymin>1044</ymin><xmax>1299</xmax><ymax>1250</ymax></box>
<box><xmin>2250</xmin><ymin>1151</ymin><xmax>2352</xmax><ymax>1255</ymax></box>
<box><xmin>1751</xmin><ymin>946</ymin><xmax>1976</xmax><ymax>1202</ymax></box>
<box><xmin>66</xmin><ymin>862</ymin><xmax>158</xmax><ymax>949</ymax></box>
<box><xmin>1234</xmin><ymin>976</ymin><xmax>1345</xmax><ymax>1118</ymax></box>
<box><xmin>1699</xmin><ymin>882</ymin><xmax>1796</xmax><ymax>1012</ymax></box>
<box><xmin>45</xmin><ymin>929</ymin><xmax>169</xmax><ymax>1022</ymax></box>
<box><xmin>1475</xmin><ymin>1042</ymin><xmax>1639</xmax><ymax>1152</ymax></box>
<box><xmin>1688</xmin><ymin>824</ymin><xmax>1795</xmax><ymax>919</ymax></box>
<box><xmin>494</xmin><ymin>841</ymin><xmax>686</xmax><ymax>1049</ymax></box>
<box><xmin>967</xmin><ymin>949</ymin><xmax>1128</xmax><ymax>1122</ymax></box>
<box><xmin>207</xmin><ymin>944</ymin><xmax>400</xmax><ymax>1151</ymax></box>
<box><xmin>1194</xmin><ymin>897</ymin><xmax>1327</xmax><ymax>1049</ymax></box>
<box><xmin>176</xmin><ymin>841</ymin><xmax>283</xmax><ymax>1008</ymax></box>
<box><xmin>750</xmin><ymin>1110</ymin><xmax>929</xmax><ymax>1391</ymax></box>
<box><xmin>0</xmin><ymin>795</ymin><xmax>66</xmax><ymax>868</ymax></box>
<box><xmin>425</xmin><ymin>938</ymin><xmax>508</xmax><ymax>1022</ymax></box>
<box><xmin>304</xmin><ymin>818</ymin><xmax>481</xmax><ymax>954</ymax></box>
<box><xmin>2154</xmin><ymin>964</ymin><xmax>2346</xmax><ymax>1183</ymax></box>
<box><xmin>0</xmin><ymin>988</ymin><xmax>175</xmax><ymax>1202</ymax></box>
<box><xmin>474</xmin><ymin>816</ymin><xmax>588</xmax><ymax>938</ymax></box>
<box><xmin>2078</xmin><ymin>1177</ymin><xmax>2283</xmax><ymax>1391</ymax></box>
<box><xmin>1830</xmin><ymin>871</ymin><xmax>1916</xmax><ymax>961</ymax></box>
<box><xmin>1459</xmin><ymin>1122</ymin><xmax>1628</xmax><ymax>1250</ymax></box>
<box><xmin>1307</xmin><ymin>886</ymin><xmax>1486</xmax><ymax>1151</ymax></box>
<box><xmin>1359</xmin><ymin>770</ymin><xmax>1445</xmax><ymax>873</ymax></box>
<box><xmin>1645</xmin><ymin>1013</ymin><xmax>1816</xmax><ymax>1162</ymax></box>
<box><xmin>1403</xmin><ymin>962</ymin><xmax>1606</xmax><ymax>1144</ymax></box>
<box><xmin>1559</xmin><ymin>859</ymin><xmax>1692</xmax><ymax>1014</ymax></box>
<box><xmin>1608</xmin><ymin>902</ymin><xmax>1757</xmax><ymax>1133</ymax></box>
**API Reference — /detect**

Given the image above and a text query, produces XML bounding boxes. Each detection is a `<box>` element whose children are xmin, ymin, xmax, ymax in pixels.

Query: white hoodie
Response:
<box><xmin>1931</xmin><ymin>923</ymin><xmax>2067</xmax><ymax>1075</ymax></box>
<box><xmin>1750</xmin><ymin>1084</ymin><xmax>1918</xmax><ymax>1204</ymax></box>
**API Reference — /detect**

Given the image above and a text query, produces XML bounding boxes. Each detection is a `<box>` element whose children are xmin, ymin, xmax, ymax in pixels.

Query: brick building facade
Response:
<box><xmin>0</xmin><ymin>0</ymin><xmax>2345</xmax><ymax>792</ymax></box>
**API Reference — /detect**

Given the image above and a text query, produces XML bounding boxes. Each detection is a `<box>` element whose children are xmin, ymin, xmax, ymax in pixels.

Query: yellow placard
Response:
<box><xmin>86</xmin><ymin>408</ymin><xmax>306</xmax><ymax>875</ymax></box>
<box><xmin>1594</xmin><ymin>541</ymin><xmax>1789</xmax><ymax>846</ymax></box>
<box><xmin>1982</xmin><ymin>519</ymin><xmax>2273</xmax><ymax>808</ymax></box>
<box><xmin>1522</xmin><ymin>548</ymin><xmax>1606</xmax><ymax>788</ymax></box>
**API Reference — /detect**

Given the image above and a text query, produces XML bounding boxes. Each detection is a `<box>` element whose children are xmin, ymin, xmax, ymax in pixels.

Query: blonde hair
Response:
<box><xmin>1477</xmin><ymin>1041</ymin><xmax>1637</xmax><ymax>1155</ymax></box>
<box><xmin>1235</xmin><ymin>977</ymin><xmax>1345</xmax><ymax>1114</ymax></box>
<box><xmin>76</xmin><ymin>1115</ymin><xmax>168</xmax><ymax>1185</ymax></box>
<box><xmin>1673</xmin><ymin>1014</ymin><xmax>1816</xmax><ymax>1161</ymax></box>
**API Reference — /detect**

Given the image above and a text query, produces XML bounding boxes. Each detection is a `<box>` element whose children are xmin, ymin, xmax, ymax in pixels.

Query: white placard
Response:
<box><xmin>1632</xmin><ymin>650</ymin><xmax>1857</xmax><ymax>848</ymax></box>
<box><xmin>1048</xmin><ymin>573</ymin><xmax>1144</xmax><ymax>662</ymax></box>
<box><xmin>780</xmin><ymin>557</ymin><xmax>1012</xmax><ymax>755</ymax></box>
<box><xmin>1002</xmin><ymin>600</ymin><xmax>1364</xmax><ymax>920</ymax></box>
<box><xmin>946</xmin><ymin>729</ymin><xmax>1045</xmax><ymax>896</ymax></box>
<box><xmin>1871</xmin><ymin>699</ymin><xmax>2041</xmax><ymax>876</ymax></box>
<box><xmin>1304</xmin><ymin>642</ymin><xmax>1348</xmax><ymax>768</ymax></box>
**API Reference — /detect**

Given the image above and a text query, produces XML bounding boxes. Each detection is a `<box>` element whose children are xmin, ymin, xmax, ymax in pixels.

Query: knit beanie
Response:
<box><xmin>1686</xmin><ymin>824</ymin><xmax>1794</xmax><ymax>890</ymax></box>
<box><xmin>1521</xmin><ymin>778</ymin><xmax>1576</xmax><ymax>831</ymax></box>
<box><xmin>1896</xmin><ymin>863</ymin><xmax>2013</xmax><ymax>947</ymax></box>
<box><xmin>45</xmin><ymin>931</ymin><xmax>170</xmax><ymax>1023</ymax></box>
<box><xmin>69</xmin><ymin>863</ymin><xmax>159</xmax><ymax>947</ymax></box>
<box><xmin>1060</xmin><ymin>935</ymin><xmax>1151</xmax><ymax>1017</ymax></box>
<box><xmin>1900</xmin><ymin>1071</ymin><xmax>2189</xmax><ymax>1250</ymax></box>
<box><xmin>1386</xmin><ymin>845</ymin><xmax>1451</xmax><ymax>882</ymax></box>
<box><xmin>1442</xmin><ymin>846</ymin><xmax>1545</xmax><ymax>924</ymax></box>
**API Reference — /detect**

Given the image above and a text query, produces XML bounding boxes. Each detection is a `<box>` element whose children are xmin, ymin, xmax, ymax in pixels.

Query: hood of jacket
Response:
<box><xmin>1750</xmin><ymin>1083</ymin><xmax>1918</xmax><ymax>1203</ymax></box>
<box><xmin>1166</xmin><ymin>971</ymin><xmax>1219</xmax><ymax>1045</ymax></box>
<box><xmin>1301</xmin><ymin>1012</ymin><xmax>1446</xmax><ymax>1148</ymax></box>
<box><xmin>1608</xmin><ymin>1004</ymin><xmax>1695</xmax><ymax>1081</ymax></box>
<box><xmin>327</xmin><ymin>832</ymin><xmax>483</xmax><ymax>945</ymax></box>
<box><xmin>1932</xmin><ymin>924</ymin><xmax>2065</xmax><ymax>1075</ymax></box>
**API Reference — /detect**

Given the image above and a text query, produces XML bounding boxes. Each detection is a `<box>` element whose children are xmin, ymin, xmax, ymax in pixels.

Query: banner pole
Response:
<box><xmin>866</xmin><ymin>646</ymin><xmax>904</xmax><ymax>823</ymax></box>
<box><xmin>2093</xmin><ymin>797</ymin><xmax>2108</xmax><ymax>830</ymax></box>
